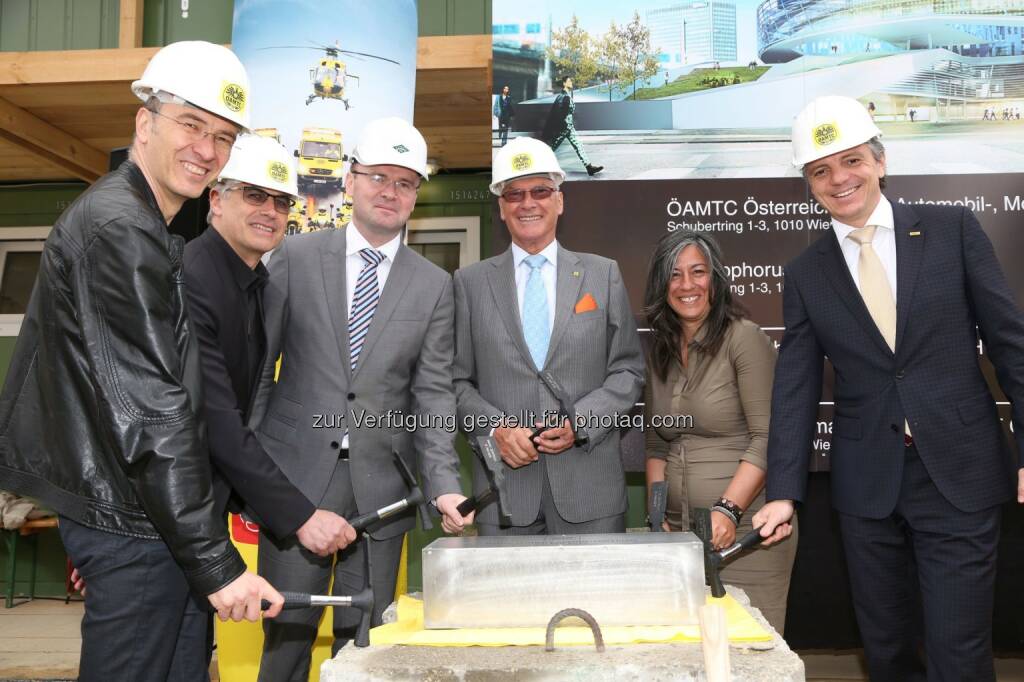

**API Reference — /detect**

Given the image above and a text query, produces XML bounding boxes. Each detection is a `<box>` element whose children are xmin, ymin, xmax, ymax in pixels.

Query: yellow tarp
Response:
<box><xmin>370</xmin><ymin>594</ymin><xmax>772</xmax><ymax>647</ymax></box>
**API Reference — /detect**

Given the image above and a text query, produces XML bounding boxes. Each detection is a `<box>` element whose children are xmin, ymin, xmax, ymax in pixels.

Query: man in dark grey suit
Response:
<box><xmin>454</xmin><ymin>136</ymin><xmax>644</xmax><ymax>535</ymax></box>
<box><xmin>251</xmin><ymin>117</ymin><xmax>471</xmax><ymax>681</ymax></box>
<box><xmin>754</xmin><ymin>96</ymin><xmax>1024</xmax><ymax>681</ymax></box>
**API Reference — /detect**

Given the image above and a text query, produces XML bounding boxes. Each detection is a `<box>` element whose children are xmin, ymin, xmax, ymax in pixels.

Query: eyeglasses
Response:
<box><xmin>150</xmin><ymin>109</ymin><xmax>237</xmax><ymax>155</ymax></box>
<box><xmin>350</xmin><ymin>169</ymin><xmax>420</xmax><ymax>198</ymax></box>
<box><xmin>500</xmin><ymin>186</ymin><xmax>559</xmax><ymax>203</ymax></box>
<box><xmin>225</xmin><ymin>185</ymin><xmax>294</xmax><ymax>215</ymax></box>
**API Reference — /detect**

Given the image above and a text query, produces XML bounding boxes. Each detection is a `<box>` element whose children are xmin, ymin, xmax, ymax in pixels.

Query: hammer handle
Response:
<box><xmin>456</xmin><ymin>488</ymin><xmax>495</xmax><ymax>516</ymax></box>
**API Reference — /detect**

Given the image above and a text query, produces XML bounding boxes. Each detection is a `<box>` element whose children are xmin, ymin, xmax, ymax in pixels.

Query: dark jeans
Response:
<box><xmin>58</xmin><ymin>516</ymin><xmax>210</xmax><ymax>682</ymax></box>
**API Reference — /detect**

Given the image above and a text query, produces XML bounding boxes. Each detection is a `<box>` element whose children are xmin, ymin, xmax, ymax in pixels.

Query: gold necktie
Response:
<box><xmin>848</xmin><ymin>226</ymin><xmax>910</xmax><ymax>436</ymax></box>
<box><xmin>848</xmin><ymin>226</ymin><xmax>896</xmax><ymax>351</ymax></box>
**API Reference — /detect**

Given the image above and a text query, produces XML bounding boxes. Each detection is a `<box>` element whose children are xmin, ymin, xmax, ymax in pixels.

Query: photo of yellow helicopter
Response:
<box><xmin>262</xmin><ymin>42</ymin><xmax>399</xmax><ymax>108</ymax></box>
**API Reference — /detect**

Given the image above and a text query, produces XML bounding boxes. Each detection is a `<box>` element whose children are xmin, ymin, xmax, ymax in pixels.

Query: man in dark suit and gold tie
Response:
<box><xmin>754</xmin><ymin>96</ymin><xmax>1024</xmax><ymax>681</ymax></box>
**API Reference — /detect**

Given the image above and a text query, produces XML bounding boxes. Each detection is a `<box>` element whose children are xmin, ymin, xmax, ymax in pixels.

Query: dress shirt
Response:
<box><xmin>344</xmin><ymin>222</ymin><xmax>401</xmax><ymax>318</ymax></box>
<box><xmin>831</xmin><ymin>195</ymin><xmax>898</xmax><ymax>301</ymax></box>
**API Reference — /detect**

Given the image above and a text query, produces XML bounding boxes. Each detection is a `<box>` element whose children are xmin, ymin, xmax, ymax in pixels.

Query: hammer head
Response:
<box><xmin>475</xmin><ymin>435</ymin><xmax>512</xmax><ymax>524</ymax></box>
<box><xmin>692</xmin><ymin>507</ymin><xmax>726</xmax><ymax>598</ymax></box>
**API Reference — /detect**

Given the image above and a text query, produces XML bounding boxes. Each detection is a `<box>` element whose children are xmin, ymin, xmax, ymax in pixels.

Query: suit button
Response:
<box><xmin>347</xmin><ymin>393</ymin><xmax>355</xmax><ymax>400</ymax></box>
<box><xmin>330</xmin><ymin>441</ymin><xmax>340</xmax><ymax>449</ymax></box>
<box><xmin>890</xmin><ymin>424</ymin><xmax>899</xmax><ymax>432</ymax></box>
<box><xmin>895</xmin><ymin>371</ymin><xmax>905</xmax><ymax>380</ymax></box>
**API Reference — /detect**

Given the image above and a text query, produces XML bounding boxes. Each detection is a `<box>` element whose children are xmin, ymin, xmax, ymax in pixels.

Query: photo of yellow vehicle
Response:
<box><xmin>294</xmin><ymin>126</ymin><xmax>345</xmax><ymax>193</ymax></box>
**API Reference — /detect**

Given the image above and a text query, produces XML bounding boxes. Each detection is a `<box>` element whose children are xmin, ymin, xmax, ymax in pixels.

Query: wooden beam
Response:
<box><xmin>0</xmin><ymin>96</ymin><xmax>106</xmax><ymax>182</ymax></box>
<box><xmin>417</xmin><ymin>35</ymin><xmax>491</xmax><ymax>71</ymax></box>
<box><xmin>118</xmin><ymin>0</ymin><xmax>145</xmax><ymax>49</ymax></box>
<box><xmin>0</xmin><ymin>36</ymin><xmax>490</xmax><ymax>86</ymax></box>
<box><xmin>0</xmin><ymin>47</ymin><xmax>159</xmax><ymax>86</ymax></box>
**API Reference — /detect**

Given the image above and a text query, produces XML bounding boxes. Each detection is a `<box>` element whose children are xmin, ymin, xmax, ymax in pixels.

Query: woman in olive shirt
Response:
<box><xmin>643</xmin><ymin>229</ymin><xmax>797</xmax><ymax>633</ymax></box>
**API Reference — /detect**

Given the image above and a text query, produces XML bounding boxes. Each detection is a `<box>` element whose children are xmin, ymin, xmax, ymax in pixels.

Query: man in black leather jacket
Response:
<box><xmin>0</xmin><ymin>41</ymin><xmax>283</xmax><ymax>681</ymax></box>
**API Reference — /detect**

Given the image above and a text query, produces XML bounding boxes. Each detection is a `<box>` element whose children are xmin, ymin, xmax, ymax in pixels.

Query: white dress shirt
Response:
<box><xmin>344</xmin><ymin>222</ymin><xmax>401</xmax><ymax>318</ymax></box>
<box><xmin>512</xmin><ymin>239</ymin><xmax>558</xmax><ymax>330</ymax></box>
<box><xmin>831</xmin><ymin>195</ymin><xmax>898</xmax><ymax>302</ymax></box>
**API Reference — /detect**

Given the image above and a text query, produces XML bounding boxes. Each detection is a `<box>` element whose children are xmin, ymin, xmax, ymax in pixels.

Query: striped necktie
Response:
<box><xmin>349</xmin><ymin>248</ymin><xmax>385</xmax><ymax>371</ymax></box>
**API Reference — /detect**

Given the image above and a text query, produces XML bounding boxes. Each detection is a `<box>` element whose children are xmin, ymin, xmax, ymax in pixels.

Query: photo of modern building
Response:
<box><xmin>494</xmin><ymin>0</ymin><xmax>1024</xmax><ymax>179</ymax></box>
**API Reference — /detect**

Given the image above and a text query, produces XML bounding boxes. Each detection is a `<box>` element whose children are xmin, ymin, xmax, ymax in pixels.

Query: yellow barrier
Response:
<box><xmin>216</xmin><ymin>515</ymin><xmax>408</xmax><ymax>682</ymax></box>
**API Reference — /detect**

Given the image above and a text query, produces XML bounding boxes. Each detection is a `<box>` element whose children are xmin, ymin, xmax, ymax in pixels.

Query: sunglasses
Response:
<box><xmin>500</xmin><ymin>187</ymin><xmax>559</xmax><ymax>203</ymax></box>
<box><xmin>226</xmin><ymin>185</ymin><xmax>294</xmax><ymax>215</ymax></box>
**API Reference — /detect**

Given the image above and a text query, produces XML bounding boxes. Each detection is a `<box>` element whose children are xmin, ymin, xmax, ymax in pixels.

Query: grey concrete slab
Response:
<box><xmin>322</xmin><ymin>587</ymin><xmax>805</xmax><ymax>681</ymax></box>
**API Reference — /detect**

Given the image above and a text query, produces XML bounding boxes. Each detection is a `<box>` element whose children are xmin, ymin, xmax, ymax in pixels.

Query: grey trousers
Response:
<box><xmin>477</xmin><ymin>456</ymin><xmax>625</xmax><ymax>536</ymax></box>
<box><xmin>257</xmin><ymin>459</ymin><xmax>405</xmax><ymax>682</ymax></box>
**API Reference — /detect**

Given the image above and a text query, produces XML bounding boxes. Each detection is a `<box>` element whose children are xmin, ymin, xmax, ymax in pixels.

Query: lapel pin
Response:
<box><xmin>909</xmin><ymin>231</ymin><xmax>921</xmax><ymax>236</ymax></box>
<box><xmin>572</xmin><ymin>271</ymin><xmax>580</xmax><ymax>277</ymax></box>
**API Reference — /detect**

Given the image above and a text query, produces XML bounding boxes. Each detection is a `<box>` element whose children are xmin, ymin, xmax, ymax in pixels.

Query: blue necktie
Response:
<box><xmin>349</xmin><ymin>248</ymin><xmax>385</xmax><ymax>371</ymax></box>
<box><xmin>522</xmin><ymin>254</ymin><xmax>550</xmax><ymax>369</ymax></box>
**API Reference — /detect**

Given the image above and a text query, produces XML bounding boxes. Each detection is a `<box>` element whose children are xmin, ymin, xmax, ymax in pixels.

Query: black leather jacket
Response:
<box><xmin>0</xmin><ymin>161</ymin><xmax>246</xmax><ymax>596</ymax></box>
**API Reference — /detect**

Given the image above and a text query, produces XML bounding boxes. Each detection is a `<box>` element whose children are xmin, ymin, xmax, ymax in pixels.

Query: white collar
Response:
<box><xmin>512</xmin><ymin>239</ymin><xmax>559</xmax><ymax>269</ymax></box>
<box><xmin>832</xmin><ymin>195</ymin><xmax>894</xmax><ymax>243</ymax></box>
<box><xmin>346</xmin><ymin>221</ymin><xmax>402</xmax><ymax>262</ymax></box>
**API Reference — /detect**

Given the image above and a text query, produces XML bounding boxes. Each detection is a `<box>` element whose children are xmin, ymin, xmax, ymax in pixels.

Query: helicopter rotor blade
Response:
<box><xmin>338</xmin><ymin>49</ymin><xmax>400</xmax><ymax>66</ymax></box>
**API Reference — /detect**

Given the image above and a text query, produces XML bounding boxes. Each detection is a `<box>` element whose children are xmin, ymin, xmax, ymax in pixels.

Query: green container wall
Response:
<box><xmin>0</xmin><ymin>0</ymin><xmax>119</xmax><ymax>51</ymax></box>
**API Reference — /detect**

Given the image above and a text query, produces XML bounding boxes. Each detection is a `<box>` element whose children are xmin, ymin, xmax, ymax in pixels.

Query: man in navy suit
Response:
<box><xmin>753</xmin><ymin>96</ymin><xmax>1024</xmax><ymax>681</ymax></box>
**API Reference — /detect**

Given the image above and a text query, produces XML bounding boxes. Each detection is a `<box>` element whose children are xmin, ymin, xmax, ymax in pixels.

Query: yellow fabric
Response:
<box><xmin>369</xmin><ymin>594</ymin><xmax>772</xmax><ymax>647</ymax></box>
<box><xmin>216</xmin><ymin>516</ymin><xmax>335</xmax><ymax>682</ymax></box>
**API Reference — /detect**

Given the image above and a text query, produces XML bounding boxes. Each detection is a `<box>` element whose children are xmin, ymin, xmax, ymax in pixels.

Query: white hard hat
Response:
<box><xmin>217</xmin><ymin>134</ymin><xmax>298</xmax><ymax>197</ymax></box>
<box><xmin>490</xmin><ymin>136</ymin><xmax>565</xmax><ymax>195</ymax></box>
<box><xmin>791</xmin><ymin>96</ymin><xmax>882</xmax><ymax>167</ymax></box>
<box><xmin>351</xmin><ymin>117</ymin><xmax>429</xmax><ymax>179</ymax></box>
<box><xmin>132</xmin><ymin>41</ymin><xmax>250</xmax><ymax>130</ymax></box>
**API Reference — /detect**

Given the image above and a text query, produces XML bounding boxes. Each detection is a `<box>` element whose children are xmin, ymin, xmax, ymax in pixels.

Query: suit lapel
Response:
<box><xmin>352</xmin><ymin>243</ymin><xmax>414</xmax><ymax>380</ymax></box>
<box><xmin>546</xmin><ymin>246</ymin><xmax>584</xmax><ymax>366</ymax></box>
<box><xmin>487</xmin><ymin>248</ymin><xmax>536</xmax><ymax>370</ymax></box>
<box><xmin>892</xmin><ymin>203</ymin><xmax>924</xmax><ymax>354</ymax></box>
<box><xmin>816</xmin><ymin>229</ymin><xmax>894</xmax><ymax>357</ymax></box>
<box><xmin>321</xmin><ymin>228</ymin><xmax>352</xmax><ymax>383</ymax></box>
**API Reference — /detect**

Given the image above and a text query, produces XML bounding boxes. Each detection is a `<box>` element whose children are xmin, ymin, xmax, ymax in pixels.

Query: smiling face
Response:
<box><xmin>134</xmin><ymin>102</ymin><xmax>238</xmax><ymax>219</ymax></box>
<box><xmin>498</xmin><ymin>175</ymin><xmax>563</xmax><ymax>254</ymax></box>
<box><xmin>804</xmin><ymin>143</ymin><xmax>886</xmax><ymax>228</ymax></box>
<box><xmin>667</xmin><ymin>244</ymin><xmax>712</xmax><ymax>332</ymax></box>
<box><xmin>209</xmin><ymin>183</ymin><xmax>288</xmax><ymax>268</ymax></box>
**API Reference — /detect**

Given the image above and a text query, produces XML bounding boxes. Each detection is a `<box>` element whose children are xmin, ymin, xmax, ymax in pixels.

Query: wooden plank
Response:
<box><xmin>118</xmin><ymin>0</ymin><xmax>145</xmax><ymax>49</ymax></box>
<box><xmin>0</xmin><ymin>47</ymin><xmax>159</xmax><ymax>86</ymax></box>
<box><xmin>417</xmin><ymin>35</ymin><xmax>491</xmax><ymax>70</ymax></box>
<box><xmin>0</xmin><ymin>96</ymin><xmax>106</xmax><ymax>182</ymax></box>
<box><xmin>0</xmin><ymin>35</ymin><xmax>489</xmax><ymax>86</ymax></box>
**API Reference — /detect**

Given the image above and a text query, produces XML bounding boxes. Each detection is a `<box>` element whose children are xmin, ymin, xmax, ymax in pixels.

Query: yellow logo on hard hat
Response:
<box><xmin>813</xmin><ymin>122</ymin><xmax>839</xmax><ymax>148</ymax></box>
<box><xmin>268</xmin><ymin>161</ymin><xmax>289</xmax><ymax>183</ymax></box>
<box><xmin>511</xmin><ymin>153</ymin><xmax>533</xmax><ymax>172</ymax></box>
<box><xmin>221</xmin><ymin>82</ymin><xmax>247</xmax><ymax>113</ymax></box>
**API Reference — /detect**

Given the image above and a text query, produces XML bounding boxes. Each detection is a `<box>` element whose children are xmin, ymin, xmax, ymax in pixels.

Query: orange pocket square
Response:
<box><xmin>575</xmin><ymin>293</ymin><xmax>598</xmax><ymax>314</ymax></box>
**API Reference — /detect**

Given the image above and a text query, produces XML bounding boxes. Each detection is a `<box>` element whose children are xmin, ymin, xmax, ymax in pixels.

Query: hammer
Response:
<box><xmin>348</xmin><ymin>451</ymin><xmax>432</xmax><ymax>532</ymax></box>
<box><xmin>692</xmin><ymin>507</ymin><xmax>766</xmax><ymax>598</ymax></box>
<box><xmin>456</xmin><ymin>434</ymin><xmax>512</xmax><ymax>524</ymax></box>
<box><xmin>261</xmin><ymin>536</ymin><xmax>376</xmax><ymax>647</ymax></box>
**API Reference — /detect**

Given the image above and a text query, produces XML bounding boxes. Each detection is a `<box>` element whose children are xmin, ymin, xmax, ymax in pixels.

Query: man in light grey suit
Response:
<box><xmin>454</xmin><ymin>136</ymin><xmax>644</xmax><ymax>535</ymax></box>
<box><xmin>251</xmin><ymin>117</ymin><xmax>471</xmax><ymax>681</ymax></box>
